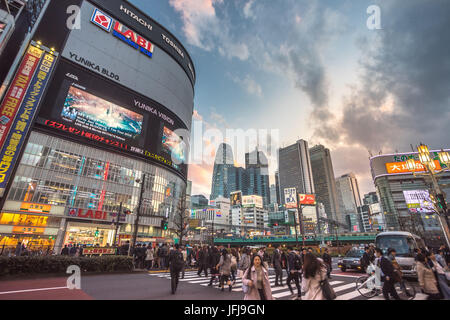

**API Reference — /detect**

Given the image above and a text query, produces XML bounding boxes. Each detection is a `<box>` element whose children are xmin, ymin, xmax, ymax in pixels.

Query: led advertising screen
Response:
<box><xmin>403</xmin><ymin>190</ymin><xmax>435</xmax><ymax>214</ymax></box>
<box><xmin>35</xmin><ymin>60</ymin><xmax>188</xmax><ymax>178</ymax></box>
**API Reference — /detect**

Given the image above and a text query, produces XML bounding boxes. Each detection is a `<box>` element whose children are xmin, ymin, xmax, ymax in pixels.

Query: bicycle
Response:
<box><xmin>355</xmin><ymin>263</ymin><xmax>416</xmax><ymax>300</ymax></box>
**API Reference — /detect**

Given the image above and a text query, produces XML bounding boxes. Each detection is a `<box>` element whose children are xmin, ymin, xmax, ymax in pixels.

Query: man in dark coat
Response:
<box><xmin>322</xmin><ymin>248</ymin><xmax>332</xmax><ymax>279</ymax></box>
<box><xmin>272</xmin><ymin>245</ymin><xmax>283</xmax><ymax>286</ymax></box>
<box><xmin>375</xmin><ymin>248</ymin><xmax>400</xmax><ymax>300</ymax></box>
<box><xmin>286</xmin><ymin>247</ymin><xmax>302</xmax><ymax>299</ymax></box>
<box><xmin>197</xmin><ymin>246</ymin><xmax>209</xmax><ymax>277</ymax></box>
<box><xmin>168</xmin><ymin>244</ymin><xmax>184</xmax><ymax>294</ymax></box>
<box><xmin>61</xmin><ymin>245</ymin><xmax>69</xmax><ymax>256</ymax></box>
<box><xmin>207</xmin><ymin>246</ymin><xmax>221</xmax><ymax>286</ymax></box>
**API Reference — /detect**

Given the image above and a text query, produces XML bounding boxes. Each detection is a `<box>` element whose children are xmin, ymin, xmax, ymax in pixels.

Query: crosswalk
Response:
<box><xmin>148</xmin><ymin>270</ymin><xmax>428</xmax><ymax>300</ymax></box>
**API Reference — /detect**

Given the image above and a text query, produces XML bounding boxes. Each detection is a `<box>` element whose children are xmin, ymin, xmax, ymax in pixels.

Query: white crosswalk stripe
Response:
<box><xmin>148</xmin><ymin>271</ymin><xmax>422</xmax><ymax>301</ymax></box>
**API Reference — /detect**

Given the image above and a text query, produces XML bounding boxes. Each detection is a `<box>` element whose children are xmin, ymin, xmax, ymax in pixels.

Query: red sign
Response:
<box><xmin>299</xmin><ymin>194</ymin><xmax>316</xmax><ymax>205</ymax></box>
<box><xmin>68</xmin><ymin>208</ymin><xmax>108</xmax><ymax>221</ymax></box>
<box><xmin>82</xmin><ymin>247</ymin><xmax>116</xmax><ymax>255</ymax></box>
<box><xmin>0</xmin><ymin>46</ymin><xmax>42</xmax><ymax>149</ymax></box>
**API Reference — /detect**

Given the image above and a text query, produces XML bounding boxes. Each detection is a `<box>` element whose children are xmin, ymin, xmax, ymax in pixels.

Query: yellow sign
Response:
<box><xmin>20</xmin><ymin>202</ymin><xmax>51</xmax><ymax>213</ymax></box>
<box><xmin>12</xmin><ymin>226</ymin><xmax>45</xmax><ymax>234</ymax></box>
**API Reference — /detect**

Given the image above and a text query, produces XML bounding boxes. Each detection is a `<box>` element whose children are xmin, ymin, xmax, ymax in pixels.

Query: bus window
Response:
<box><xmin>376</xmin><ymin>235</ymin><xmax>417</xmax><ymax>257</ymax></box>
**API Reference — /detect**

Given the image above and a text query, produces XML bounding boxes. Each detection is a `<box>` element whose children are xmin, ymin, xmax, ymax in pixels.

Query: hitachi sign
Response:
<box><xmin>120</xmin><ymin>5</ymin><xmax>153</xmax><ymax>31</ymax></box>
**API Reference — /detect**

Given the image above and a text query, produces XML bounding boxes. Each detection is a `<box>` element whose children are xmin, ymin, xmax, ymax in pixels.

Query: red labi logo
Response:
<box><xmin>91</xmin><ymin>8</ymin><xmax>113</xmax><ymax>32</ymax></box>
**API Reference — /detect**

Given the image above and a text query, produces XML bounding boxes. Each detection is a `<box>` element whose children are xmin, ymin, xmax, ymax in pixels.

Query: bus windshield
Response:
<box><xmin>376</xmin><ymin>235</ymin><xmax>417</xmax><ymax>257</ymax></box>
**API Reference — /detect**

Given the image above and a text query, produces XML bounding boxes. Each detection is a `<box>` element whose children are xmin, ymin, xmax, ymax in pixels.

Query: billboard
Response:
<box><xmin>0</xmin><ymin>45</ymin><xmax>57</xmax><ymax>197</ymax></box>
<box><xmin>242</xmin><ymin>195</ymin><xmax>263</xmax><ymax>208</ymax></box>
<box><xmin>386</xmin><ymin>160</ymin><xmax>441</xmax><ymax>174</ymax></box>
<box><xmin>284</xmin><ymin>188</ymin><xmax>297</xmax><ymax>209</ymax></box>
<box><xmin>230</xmin><ymin>191</ymin><xmax>242</xmax><ymax>206</ymax></box>
<box><xmin>35</xmin><ymin>60</ymin><xmax>188</xmax><ymax>178</ymax></box>
<box><xmin>299</xmin><ymin>194</ymin><xmax>316</xmax><ymax>205</ymax></box>
<box><xmin>403</xmin><ymin>190</ymin><xmax>435</xmax><ymax>214</ymax></box>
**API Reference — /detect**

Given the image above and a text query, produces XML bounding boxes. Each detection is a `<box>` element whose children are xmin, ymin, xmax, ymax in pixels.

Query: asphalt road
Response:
<box><xmin>0</xmin><ymin>259</ymin><xmax>426</xmax><ymax>300</ymax></box>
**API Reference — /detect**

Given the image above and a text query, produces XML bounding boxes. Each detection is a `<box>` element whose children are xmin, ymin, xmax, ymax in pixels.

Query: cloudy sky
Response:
<box><xmin>131</xmin><ymin>0</ymin><xmax>450</xmax><ymax>198</ymax></box>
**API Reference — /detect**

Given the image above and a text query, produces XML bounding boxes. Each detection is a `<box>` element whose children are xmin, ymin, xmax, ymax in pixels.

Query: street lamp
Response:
<box><xmin>130</xmin><ymin>173</ymin><xmax>146</xmax><ymax>255</ymax></box>
<box><xmin>409</xmin><ymin>144</ymin><xmax>450</xmax><ymax>248</ymax></box>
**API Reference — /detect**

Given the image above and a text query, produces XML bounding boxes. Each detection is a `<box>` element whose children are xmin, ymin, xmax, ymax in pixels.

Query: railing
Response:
<box><xmin>214</xmin><ymin>233</ymin><xmax>377</xmax><ymax>243</ymax></box>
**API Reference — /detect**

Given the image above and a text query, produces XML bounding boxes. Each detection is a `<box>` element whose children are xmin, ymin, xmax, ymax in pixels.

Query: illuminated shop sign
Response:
<box><xmin>298</xmin><ymin>194</ymin><xmax>316</xmax><ymax>205</ymax></box>
<box><xmin>386</xmin><ymin>160</ymin><xmax>441</xmax><ymax>174</ymax></box>
<box><xmin>0</xmin><ymin>44</ymin><xmax>57</xmax><ymax>197</ymax></box>
<box><xmin>68</xmin><ymin>208</ymin><xmax>109</xmax><ymax>221</ymax></box>
<box><xmin>20</xmin><ymin>202</ymin><xmax>51</xmax><ymax>214</ymax></box>
<box><xmin>12</xmin><ymin>226</ymin><xmax>45</xmax><ymax>234</ymax></box>
<box><xmin>91</xmin><ymin>8</ymin><xmax>154</xmax><ymax>58</ymax></box>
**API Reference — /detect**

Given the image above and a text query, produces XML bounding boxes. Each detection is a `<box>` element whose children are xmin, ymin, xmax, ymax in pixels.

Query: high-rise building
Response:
<box><xmin>210</xmin><ymin>143</ymin><xmax>235</xmax><ymax>200</ymax></box>
<box><xmin>191</xmin><ymin>195</ymin><xmax>209</xmax><ymax>209</ymax></box>
<box><xmin>278</xmin><ymin>139</ymin><xmax>315</xmax><ymax>204</ymax></box>
<box><xmin>335</xmin><ymin>173</ymin><xmax>362</xmax><ymax>232</ymax></box>
<box><xmin>269</xmin><ymin>184</ymin><xmax>277</xmax><ymax>205</ymax></box>
<box><xmin>363</xmin><ymin>192</ymin><xmax>379</xmax><ymax>205</ymax></box>
<box><xmin>244</xmin><ymin>149</ymin><xmax>270</xmax><ymax>207</ymax></box>
<box><xmin>275</xmin><ymin>171</ymin><xmax>281</xmax><ymax>205</ymax></box>
<box><xmin>309</xmin><ymin>144</ymin><xmax>340</xmax><ymax>228</ymax></box>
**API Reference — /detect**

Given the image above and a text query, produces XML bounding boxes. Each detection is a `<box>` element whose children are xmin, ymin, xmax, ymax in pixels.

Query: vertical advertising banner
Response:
<box><xmin>0</xmin><ymin>45</ymin><xmax>43</xmax><ymax>148</ymax></box>
<box><xmin>284</xmin><ymin>188</ymin><xmax>297</xmax><ymax>209</ymax></box>
<box><xmin>0</xmin><ymin>47</ymin><xmax>57</xmax><ymax>196</ymax></box>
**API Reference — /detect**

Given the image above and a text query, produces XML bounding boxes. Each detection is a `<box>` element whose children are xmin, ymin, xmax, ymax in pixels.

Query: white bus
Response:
<box><xmin>375</xmin><ymin>231</ymin><xmax>426</xmax><ymax>278</ymax></box>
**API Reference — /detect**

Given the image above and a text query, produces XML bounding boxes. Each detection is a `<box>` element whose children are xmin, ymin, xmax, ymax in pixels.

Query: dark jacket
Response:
<box><xmin>272</xmin><ymin>249</ymin><xmax>282</xmax><ymax>268</ymax></box>
<box><xmin>287</xmin><ymin>251</ymin><xmax>301</xmax><ymax>272</ymax></box>
<box><xmin>322</xmin><ymin>253</ymin><xmax>332</xmax><ymax>265</ymax></box>
<box><xmin>198</xmin><ymin>249</ymin><xmax>209</xmax><ymax>265</ymax></box>
<box><xmin>361</xmin><ymin>252</ymin><xmax>371</xmax><ymax>269</ymax></box>
<box><xmin>61</xmin><ymin>247</ymin><xmax>69</xmax><ymax>255</ymax></box>
<box><xmin>168</xmin><ymin>249</ymin><xmax>184</xmax><ymax>272</ymax></box>
<box><xmin>378</xmin><ymin>256</ymin><xmax>395</xmax><ymax>280</ymax></box>
<box><xmin>208</xmin><ymin>249</ymin><xmax>221</xmax><ymax>270</ymax></box>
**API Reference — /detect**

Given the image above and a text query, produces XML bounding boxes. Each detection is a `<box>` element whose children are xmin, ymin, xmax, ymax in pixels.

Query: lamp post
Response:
<box><xmin>131</xmin><ymin>173</ymin><xmax>146</xmax><ymax>255</ymax></box>
<box><xmin>112</xmin><ymin>202</ymin><xmax>123</xmax><ymax>248</ymax></box>
<box><xmin>406</xmin><ymin>144</ymin><xmax>450</xmax><ymax>248</ymax></box>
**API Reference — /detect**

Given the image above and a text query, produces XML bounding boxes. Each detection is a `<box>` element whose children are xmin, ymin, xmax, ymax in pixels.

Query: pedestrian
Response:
<box><xmin>238</xmin><ymin>248</ymin><xmax>251</xmax><ymax>278</ymax></box>
<box><xmin>416</xmin><ymin>252</ymin><xmax>441</xmax><ymax>300</ymax></box>
<box><xmin>438</xmin><ymin>245</ymin><xmax>450</xmax><ymax>266</ymax></box>
<box><xmin>301</xmin><ymin>252</ymin><xmax>328</xmax><ymax>300</ymax></box>
<box><xmin>387</xmin><ymin>248</ymin><xmax>412</xmax><ymax>297</ymax></box>
<box><xmin>361</xmin><ymin>246</ymin><xmax>372</xmax><ymax>272</ymax></box>
<box><xmin>322</xmin><ymin>248</ymin><xmax>332</xmax><ymax>279</ymax></box>
<box><xmin>428</xmin><ymin>250</ymin><xmax>450</xmax><ymax>300</ymax></box>
<box><xmin>272</xmin><ymin>244</ymin><xmax>283</xmax><ymax>286</ymax></box>
<box><xmin>242</xmin><ymin>254</ymin><xmax>274</xmax><ymax>300</ymax></box>
<box><xmin>375</xmin><ymin>248</ymin><xmax>401</xmax><ymax>300</ymax></box>
<box><xmin>217</xmin><ymin>249</ymin><xmax>233</xmax><ymax>291</ymax></box>
<box><xmin>61</xmin><ymin>245</ymin><xmax>69</xmax><ymax>256</ymax></box>
<box><xmin>286</xmin><ymin>246</ymin><xmax>302</xmax><ymax>299</ymax></box>
<box><xmin>230</xmin><ymin>248</ymin><xmax>238</xmax><ymax>283</ymax></box>
<box><xmin>168</xmin><ymin>244</ymin><xmax>184</xmax><ymax>294</ymax></box>
<box><xmin>69</xmin><ymin>244</ymin><xmax>77</xmax><ymax>256</ymax></box>
<box><xmin>181</xmin><ymin>246</ymin><xmax>188</xmax><ymax>278</ymax></box>
<box><xmin>198</xmin><ymin>246</ymin><xmax>209</xmax><ymax>277</ymax></box>
<box><xmin>208</xmin><ymin>247</ymin><xmax>221</xmax><ymax>286</ymax></box>
<box><xmin>15</xmin><ymin>242</ymin><xmax>23</xmax><ymax>257</ymax></box>
<box><xmin>145</xmin><ymin>245</ymin><xmax>154</xmax><ymax>270</ymax></box>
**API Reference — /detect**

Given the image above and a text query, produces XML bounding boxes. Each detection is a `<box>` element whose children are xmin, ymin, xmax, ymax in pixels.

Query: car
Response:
<box><xmin>337</xmin><ymin>248</ymin><xmax>365</xmax><ymax>272</ymax></box>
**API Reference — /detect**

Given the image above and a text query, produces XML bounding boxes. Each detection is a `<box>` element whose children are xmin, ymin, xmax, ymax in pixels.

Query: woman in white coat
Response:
<box><xmin>301</xmin><ymin>253</ymin><xmax>328</xmax><ymax>300</ymax></box>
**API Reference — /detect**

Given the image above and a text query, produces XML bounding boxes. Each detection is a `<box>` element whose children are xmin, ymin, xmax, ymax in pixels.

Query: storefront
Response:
<box><xmin>64</xmin><ymin>221</ymin><xmax>116</xmax><ymax>247</ymax></box>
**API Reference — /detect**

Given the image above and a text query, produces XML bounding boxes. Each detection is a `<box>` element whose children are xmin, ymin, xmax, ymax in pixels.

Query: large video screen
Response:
<box><xmin>62</xmin><ymin>85</ymin><xmax>144</xmax><ymax>140</ymax></box>
<box><xmin>36</xmin><ymin>60</ymin><xmax>188</xmax><ymax>178</ymax></box>
<box><xmin>403</xmin><ymin>190</ymin><xmax>435</xmax><ymax>214</ymax></box>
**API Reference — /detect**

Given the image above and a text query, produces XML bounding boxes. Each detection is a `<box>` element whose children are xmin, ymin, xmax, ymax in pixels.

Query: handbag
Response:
<box><xmin>319</xmin><ymin>269</ymin><xmax>336</xmax><ymax>300</ymax></box>
<box><xmin>242</xmin><ymin>268</ymin><xmax>252</xmax><ymax>294</ymax></box>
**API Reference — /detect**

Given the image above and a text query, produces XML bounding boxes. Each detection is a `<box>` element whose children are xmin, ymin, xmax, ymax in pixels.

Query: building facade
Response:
<box><xmin>278</xmin><ymin>139</ymin><xmax>315</xmax><ymax>204</ymax></box>
<box><xmin>370</xmin><ymin>150</ymin><xmax>449</xmax><ymax>244</ymax></box>
<box><xmin>335</xmin><ymin>173</ymin><xmax>362</xmax><ymax>232</ymax></box>
<box><xmin>210</xmin><ymin>143</ymin><xmax>235</xmax><ymax>200</ymax></box>
<box><xmin>309</xmin><ymin>144</ymin><xmax>341</xmax><ymax>229</ymax></box>
<box><xmin>0</xmin><ymin>0</ymin><xmax>195</xmax><ymax>253</ymax></box>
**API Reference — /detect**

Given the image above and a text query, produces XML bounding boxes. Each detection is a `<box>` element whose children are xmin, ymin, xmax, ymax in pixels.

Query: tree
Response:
<box><xmin>173</xmin><ymin>190</ymin><xmax>189</xmax><ymax>246</ymax></box>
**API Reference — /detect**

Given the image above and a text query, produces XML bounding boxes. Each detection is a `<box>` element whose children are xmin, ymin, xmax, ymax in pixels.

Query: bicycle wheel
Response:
<box><xmin>356</xmin><ymin>276</ymin><xmax>378</xmax><ymax>298</ymax></box>
<box><xmin>395</xmin><ymin>280</ymin><xmax>416</xmax><ymax>300</ymax></box>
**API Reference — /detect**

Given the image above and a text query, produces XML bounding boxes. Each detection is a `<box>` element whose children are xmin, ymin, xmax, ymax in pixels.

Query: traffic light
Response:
<box><xmin>274</xmin><ymin>222</ymin><xmax>279</xmax><ymax>227</ymax></box>
<box><xmin>436</xmin><ymin>194</ymin><xmax>447</xmax><ymax>213</ymax></box>
<box><xmin>161</xmin><ymin>219</ymin><xmax>168</xmax><ymax>230</ymax></box>
<box><xmin>94</xmin><ymin>228</ymin><xmax>99</xmax><ymax>237</ymax></box>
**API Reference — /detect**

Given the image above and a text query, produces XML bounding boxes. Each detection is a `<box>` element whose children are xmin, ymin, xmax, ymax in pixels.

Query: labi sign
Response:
<box><xmin>91</xmin><ymin>8</ymin><xmax>154</xmax><ymax>58</ymax></box>
<box><xmin>68</xmin><ymin>208</ymin><xmax>109</xmax><ymax>221</ymax></box>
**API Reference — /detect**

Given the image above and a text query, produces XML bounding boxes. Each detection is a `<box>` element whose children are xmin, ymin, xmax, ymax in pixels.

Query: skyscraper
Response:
<box><xmin>210</xmin><ymin>143</ymin><xmax>235</xmax><ymax>200</ymax></box>
<box><xmin>244</xmin><ymin>149</ymin><xmax>270</xmax><ymax>207</ymax></box>
<box><xmin>335</xmin><ymin>173</ymin><xmax>362</xmax><ymax>232</ymax></box>
<box><xmin>278</xmin><ymin>139</ymin><xmax>315</xmax><ymax>204</ymax></box>
<box><xmin>275</xmin><ymin>171</ymin><xmax>281</xmax><ymax>205</ymax></box>
<box><xmin>309</xmin><ymin>145</ymin><xmax>340</xmax><ymax>227</ymax></box>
